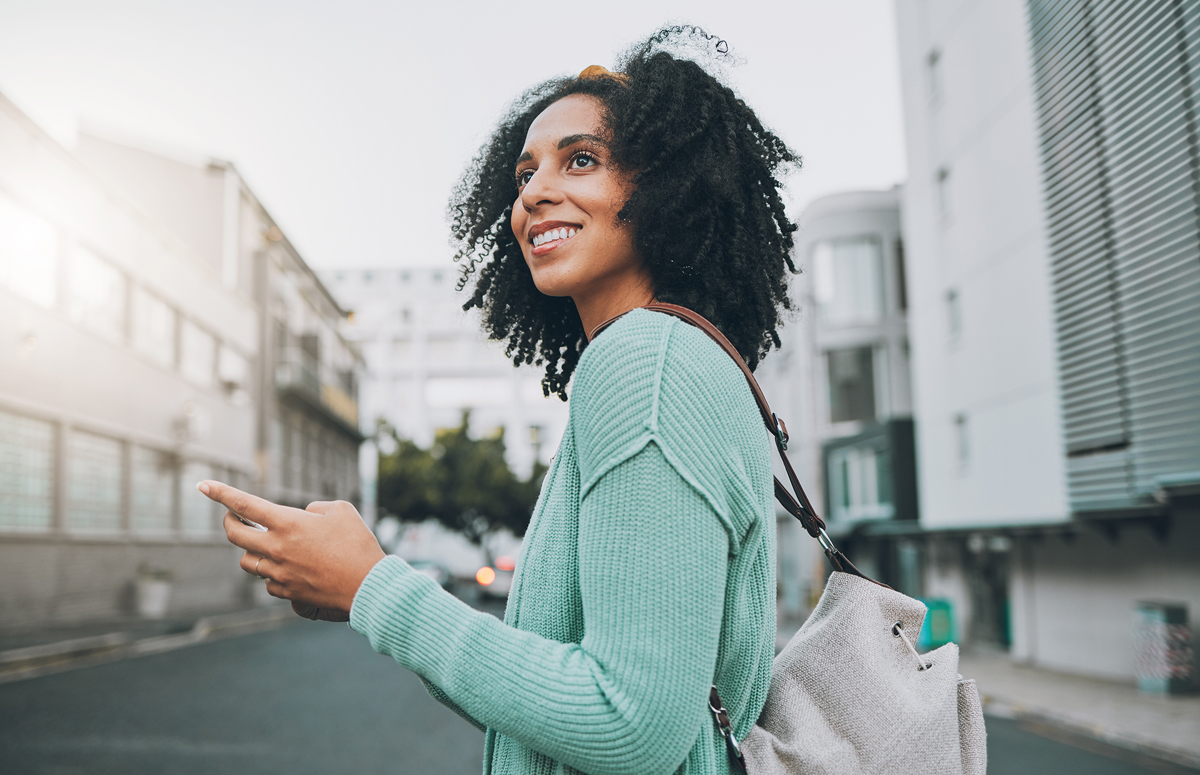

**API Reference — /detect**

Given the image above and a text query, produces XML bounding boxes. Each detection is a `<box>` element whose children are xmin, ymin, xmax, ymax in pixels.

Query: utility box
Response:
<box><xmin>918</xmin><ymin>599</ymin><xmax>954</xmax><ymax>650</ymax></box>
<box><xmin>1134</xmin><ymin>602</ymin><xmax>1194</xmax><ymax>694</ymax></box>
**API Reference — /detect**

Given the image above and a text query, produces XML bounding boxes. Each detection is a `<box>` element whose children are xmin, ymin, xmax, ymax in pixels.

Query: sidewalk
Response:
<box><xmin>959</xmin><ymin>651</ymin><xmax>1200</xmax><ymax>771</ymax></box>
<box><xmin>0</xmin><ymin>603</ymin><xmax>294</xmax><ymax>685</ymax></box>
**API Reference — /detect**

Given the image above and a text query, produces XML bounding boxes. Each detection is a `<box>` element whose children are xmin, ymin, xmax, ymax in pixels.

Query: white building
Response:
<box><xmin>76</xmin><ymin>132</ymin><xmax>365</xmax><ymax>515</ymax></box>
<box><xmin>321</xmin><ymin>267</ymin><xmax>570</xmax><ymax>520</ymax></box>
<box><xmin>759</xmin><ymin>188</ymin><xmax>914</xmax><ymax>615</ymax></box>
<box><xmin>0</xmin><ymin>93</ymin><xmax>258</xmax><ymax>625</ymax></box>
<box><xmin>894</xmin><ymin>0</ymin><xmax>1200</xmax><ymax>679</ymax></box>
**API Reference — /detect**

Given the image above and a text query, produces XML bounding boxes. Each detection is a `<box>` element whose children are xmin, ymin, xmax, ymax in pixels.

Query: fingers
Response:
<box><xmin>305</xmin><ymin>501</ymin><xmax>334</xmax><ymax>514</ymax></box>
<box><xmin>223</xmin><ymin>512</ymin><xmax>271</xmax><ymax>554</ymax></box>
<box><xmin>239</xmin><ymin>552</ymin><xmax>271</xmax><ymax>579</ymax></box>
<box><xmin>292</xmin><ymin>601</ymin><xmax>350</xmax><ymax>622</ymax></box>
<box><xmin>197</xmin><ymin>481</ymin><xmax>296</xmax><ymax>528</ymax></box>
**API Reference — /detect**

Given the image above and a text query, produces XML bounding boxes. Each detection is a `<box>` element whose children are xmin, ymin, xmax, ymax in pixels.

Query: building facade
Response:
<box><xmin>894</xmin><ymin>0</ymin><xmax>1200</xmax><ymax>679</ymax></box>
<box><xmin>321</xmin><ymin>267</ymin><xmax>570</xmax><ymax>521</ymax></box>
<box><xmin>76</xmin><ymin>133</ymin><xmax>365</xmax><ymax>515</ymax></box>
<box><xmin>758</xmin><ymin>188</ymin><xmax>916</xmax><ymax>615</ymax></box>
<box><xmin>0</xmin><ymin>94</ymin><xmax>258</xmax><ymax>625</ymax></box>
<box><xmin>0</xmin><ymin>92</ymin><xmax>362</xmax><ymax>628</ymax></box>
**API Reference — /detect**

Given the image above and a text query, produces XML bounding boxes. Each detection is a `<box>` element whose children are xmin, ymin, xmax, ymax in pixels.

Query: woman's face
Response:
<box><xmin>511</xmin><ymin>94</ymin><xmax>649</xmax><ymax>315</ymax></box>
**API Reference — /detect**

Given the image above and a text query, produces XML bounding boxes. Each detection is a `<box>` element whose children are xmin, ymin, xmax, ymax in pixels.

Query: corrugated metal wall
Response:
<box><xmin>1028</xmin><ymin>0</ymin><xmax>1200</xmax><ymax>512</ymax></box>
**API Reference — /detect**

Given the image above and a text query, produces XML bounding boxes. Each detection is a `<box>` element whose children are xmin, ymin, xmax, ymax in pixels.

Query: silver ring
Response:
<box><xmin>254</xmin><ymin>556</ymin><xmax>265</xmax><ymax>580</ymax></box>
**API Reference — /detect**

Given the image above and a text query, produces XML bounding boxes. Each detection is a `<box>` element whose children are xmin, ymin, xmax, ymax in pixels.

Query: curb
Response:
<box><xmin>981</xmin><ymin>694</ymin><xmax>1200</xmax><ymax>772</ymax></box>
<box><xmin>0</xmin><ymin>605</ymin><xmax>294</xmax><ymax>685</ymax></box>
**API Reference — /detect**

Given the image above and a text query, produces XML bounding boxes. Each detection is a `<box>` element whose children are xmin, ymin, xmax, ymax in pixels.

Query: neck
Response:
<box><xmin>576</xmin><ymin>279</ymin><xmax>657</xmax><ymax>341</ymax></box>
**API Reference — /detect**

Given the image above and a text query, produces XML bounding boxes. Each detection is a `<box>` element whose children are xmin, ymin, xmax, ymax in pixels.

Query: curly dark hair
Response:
<box><xmin>450</xmin><ymin>26</ymin><xmax>800</xmax><ymax>400</ymax></box>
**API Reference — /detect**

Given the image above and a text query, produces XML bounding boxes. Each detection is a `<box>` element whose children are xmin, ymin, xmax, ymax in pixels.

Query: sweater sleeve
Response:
<box><xmin>349</xmin><ymin>443</ymin><xmax>729</xmax><ymax>775</ymax></box>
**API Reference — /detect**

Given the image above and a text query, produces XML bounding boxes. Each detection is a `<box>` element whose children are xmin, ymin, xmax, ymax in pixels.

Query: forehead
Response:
<box><xmin>521</xmin><ymin>94</ymin><xmax>605</xmax><ymax>153</ymax></box>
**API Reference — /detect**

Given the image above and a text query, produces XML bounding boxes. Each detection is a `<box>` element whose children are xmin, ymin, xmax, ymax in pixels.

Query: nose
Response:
<box><xmin>519</xmin><ymin>166</ymin><xmax>562</xmax><ymax>213</ymax></box>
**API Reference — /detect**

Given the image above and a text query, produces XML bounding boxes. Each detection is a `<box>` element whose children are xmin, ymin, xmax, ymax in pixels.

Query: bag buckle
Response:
<box><xmin>709</xmin><ymin>686</ymin><xmax>746</xmax><ymax>769</ymax></box>
<box><xmin>772</xmin><ymin>412</ymin><xmax>789</xmax><ymax>450</ymax></box>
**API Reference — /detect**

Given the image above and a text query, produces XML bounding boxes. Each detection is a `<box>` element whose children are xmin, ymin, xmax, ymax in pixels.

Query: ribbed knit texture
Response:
<box><xmin>350</xmin><ymin>309</ymin><xmax>776</xmax><ymax>775</ymax></box>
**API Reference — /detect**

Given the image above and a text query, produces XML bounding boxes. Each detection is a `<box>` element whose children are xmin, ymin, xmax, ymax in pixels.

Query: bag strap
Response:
<box><xmin>590</xmin><ymin>302</ymin><xmax>877</xmax><ymax>583</ymax></box>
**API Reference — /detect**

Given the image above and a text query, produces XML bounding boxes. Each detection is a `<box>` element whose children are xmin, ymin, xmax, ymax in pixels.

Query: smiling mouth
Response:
<box><xmin>531</xmin><ymin>226</ymin><xmax>579</xmax><ymax>250</ymax></box>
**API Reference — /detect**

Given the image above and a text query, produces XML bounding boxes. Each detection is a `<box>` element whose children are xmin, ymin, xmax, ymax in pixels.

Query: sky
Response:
<box><xmin>0</xmin><ymin>0</ymin><xmax>907</xmax><ymax>271</ymax></box>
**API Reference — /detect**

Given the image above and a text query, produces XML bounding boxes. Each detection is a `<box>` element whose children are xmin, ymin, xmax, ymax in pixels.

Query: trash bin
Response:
<box><xmin>918</xmin><ymin>599</ymin><xmax>954</xmax><ymax>650</ymax></box>
<box><xmin>1134</xmin><ymin>601</ymin><xmax>1194</xmax><ymax>694</ymax></box>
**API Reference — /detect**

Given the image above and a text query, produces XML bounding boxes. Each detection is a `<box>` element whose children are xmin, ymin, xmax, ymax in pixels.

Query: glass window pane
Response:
<box><xmin>217</xmin><ymin>346</ymin><xmax>249</xmax><ymax>391</ymax></box>
<box><xmin>0</xmin><ymin>409</ymin><xmax>55</xmax><ymax>532</ymax></box>
<box><xmin>180</xmin><ymin>320</ymin><xmax>215</xmax><ymax>387</ymax></box>
<box><xmin>69</xmin><ymin>247</ymin><xmax>127</xmax><ymax>341</ymax></box>
<box><xmin>132</xmin><ymin>287</ymin><xmax>176</xmax><ymax>367</ymax></box>
<box><xmin>828</xmin><ymin>346</ymin><xmax>877</xmax><ymax>423</ymax></box>
<box><xmin>132</xmin><ymin>447</ymin><xmax>175</xmax><ymax>533</ymax></box>
<box><xmin>66</xmin><ymin>430</ymin><xmax>123</xmax><ymax>533</ymax></box>
<box><xmin>179</xmin><ymin>461</ymin><xmax>215</xmax><ymax>535</ymax></box>
<box><xmin>814</xmin><ymin>237</ymin><xmax>885</xmax><ymax>326</ymax></box>
<box><xmin>0</xmin><ymin>194</ymin><xmax>58</xmax><ymax>308</ymax></box>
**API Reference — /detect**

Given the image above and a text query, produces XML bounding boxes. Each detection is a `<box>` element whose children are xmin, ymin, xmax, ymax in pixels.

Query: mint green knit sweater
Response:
<box><xmin>350</xmin><ymin>309</ymin><xmax>776</xmax><ymax>775</ymax></box>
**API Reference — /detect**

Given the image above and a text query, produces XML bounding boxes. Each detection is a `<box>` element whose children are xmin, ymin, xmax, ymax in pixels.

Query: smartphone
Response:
<box><xmin>233</xmin><ymin>513</ymin><xmax>268</xmax><ymax>532</ymax></box>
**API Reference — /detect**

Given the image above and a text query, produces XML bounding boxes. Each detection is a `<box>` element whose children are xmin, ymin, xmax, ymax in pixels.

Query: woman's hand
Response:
<box><xmin>197</xmin><ymin>481</ymin><xmax>386</xmax><ymax>618</ymax></box>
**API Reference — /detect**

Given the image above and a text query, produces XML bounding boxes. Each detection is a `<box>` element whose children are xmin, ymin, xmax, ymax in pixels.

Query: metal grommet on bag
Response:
<box><xmin>892</xmin><ymin>621</ymin><xmax>933</xmax><ymax>671</ymax></box>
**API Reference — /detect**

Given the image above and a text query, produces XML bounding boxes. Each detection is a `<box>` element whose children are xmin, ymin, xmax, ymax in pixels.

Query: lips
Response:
<box><xmin>528</xmin><ymin>221</ymin><xmax>581</xmax><ymax>256</ymax></box>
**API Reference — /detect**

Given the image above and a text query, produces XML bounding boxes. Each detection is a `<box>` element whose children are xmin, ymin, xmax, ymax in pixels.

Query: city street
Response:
<box><xmin>1</xmin><ymin>614</ymin><xmax>1192</xmax><ymax>775</ymax></box>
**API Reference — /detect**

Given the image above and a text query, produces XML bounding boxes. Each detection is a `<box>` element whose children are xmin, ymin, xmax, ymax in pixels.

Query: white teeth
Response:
<box><xmin>532</xmin><ymin>227</ymin><xmax>579</xmax><ymax>247</ymax></box>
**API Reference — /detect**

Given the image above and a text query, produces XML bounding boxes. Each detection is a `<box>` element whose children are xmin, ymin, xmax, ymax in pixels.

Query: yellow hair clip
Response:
<box><xmin>578</xmin><ymin>65</ymin><xmax>630</xmax><ymax>85</ymax></box>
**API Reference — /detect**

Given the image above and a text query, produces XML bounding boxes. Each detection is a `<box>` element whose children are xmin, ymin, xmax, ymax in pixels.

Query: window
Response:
<box><xmin>66</xmin><ymin>430</ymin><xmax>123</xmax><ymax>533</ymax></box>
<box><xmin>132</xmin><ymin>286</ymin><xmax>176</xmax><ymax>367</ymax></box>
<box><xmin>0</xmin><ymin>194</ymin><xmax>57</xmax><ymax>308</ymax></box>
<box><xmin>936</xmin><ymin>167</ymin><xmax>952</xmax><ymax>219</ymax></box>
<box><xmin>217</xmin><ymin>346</ymin><xmax>250</xmax><ymax>394</ymax></box>
<box><xmin>812</xmin><ymin>237</ymin><xmax>885</xmax><ymax>326</ymax></box>
<box><xmin>132</xmin><ymin>447</ymin><xmax>175</xmax><ymax>533</ymax></box>
<box><xmin>70</xmin><ymin>247</ymin><xmax>127</xmax><ymax>342</ymax></box>
<box><xmin>946</xmin><ymin>288</ymin><xmax>962</xmax><ymax>337</ymax></box>
<box><xmin>954</xmin><ymin>414</ymin><xmax>969</xmax><ymax>468</ymax></box>
<box><xmin>926</xmin><ymin>49</ymin><xmax>943</xmax><ymax>104</ymax></box>
<box><xmin>827</xmin><ymin>346</ymin><xmax>876</xmax><ymax>423</ymax></box>
<box><xmin>179</xmin><ymin>461</ymin><xmax>215</xmax><ymax>535</ymax></box>
<box><xmin>828</xmin><ymin>443</ymin><xmax>893</xmax><ymax>522</ymax></box>
<box><xmin>180</xmin><ymin>320</ymin><xmax>216</xmax><ymax>387</ymax></box>
<box><xmin>0</xmin><ymin>409</ymin><xmax>55</xmax><ymax>532</ymax></box>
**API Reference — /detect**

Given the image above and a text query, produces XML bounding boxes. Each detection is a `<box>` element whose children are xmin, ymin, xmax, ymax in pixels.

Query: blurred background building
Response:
<box><xmin>882</xmin><ymin>0</ymin><xmax>1200</xmax><ymax>680</ymax></box>
<box><xmin>0</xmin><ymin>92</ymin><xmax>361</xmax><ymax>628</ymax></box>
<box><xmin>758</xmin><ymin>187</ymin><xmax>914</xmax><ymax>620</ymax></box>
<box><xmin>321</xmin><ymin>267</ymin><xmax>570</xmax><ymax>523</ymax></box>
<box><xmin>75</xmin><ymin>133</ymin><xmax>365</xmax><ymax>515</ymax></box>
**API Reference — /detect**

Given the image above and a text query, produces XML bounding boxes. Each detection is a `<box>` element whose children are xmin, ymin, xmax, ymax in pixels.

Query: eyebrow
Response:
<box><xmin>515</xmin><ymin>134</ymin><xmax>607</xmax><ymax>166</ymax></box>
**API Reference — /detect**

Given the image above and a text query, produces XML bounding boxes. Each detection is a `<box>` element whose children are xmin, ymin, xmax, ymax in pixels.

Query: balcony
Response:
<box><xmin>275</xmin><ymin>347</ymin><xmax>362</xmax><ymax>440</ymax></box>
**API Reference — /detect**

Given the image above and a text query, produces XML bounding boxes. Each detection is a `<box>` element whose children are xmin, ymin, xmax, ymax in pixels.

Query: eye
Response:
<box><xmin>570</xmin><ymin>152</ymin><xmax>597</xmax><ymax>170</ymax></box>
<box><xmin>515</xmin><ymin>168</ymin><xmax>534</xmax><ymax>188</ymax></box>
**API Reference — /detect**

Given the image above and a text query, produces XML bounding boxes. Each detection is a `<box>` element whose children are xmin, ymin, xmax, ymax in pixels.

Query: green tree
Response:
<box><xmin>376</xmin><ymin>413</ymin><xmax>546</xmax><ymax>544</ymax></box>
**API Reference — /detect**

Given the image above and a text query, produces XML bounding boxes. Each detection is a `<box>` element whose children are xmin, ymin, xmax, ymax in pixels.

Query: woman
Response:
<box><xmin>199</xmin><ymin>27</ymin><xmax>800</xmax><ymax>775</ymax></box>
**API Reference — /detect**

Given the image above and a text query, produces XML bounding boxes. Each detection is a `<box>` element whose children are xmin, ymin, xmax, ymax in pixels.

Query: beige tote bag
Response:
<box><xmin>738</xmin><ymin>572</ymin><xmax>987</xmax><ymax>775</ymax></box>
<box><xmin>593</xmin><ymin>304</ymin><xmax>987</xmax><ymax>775</ymax></box>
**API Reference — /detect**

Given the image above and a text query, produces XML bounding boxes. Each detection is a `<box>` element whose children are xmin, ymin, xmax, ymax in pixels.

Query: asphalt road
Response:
<box><xmin>0</xmin><ymin>616</ymin><xmax>1191</xmax><ymax>775</ymax></box>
